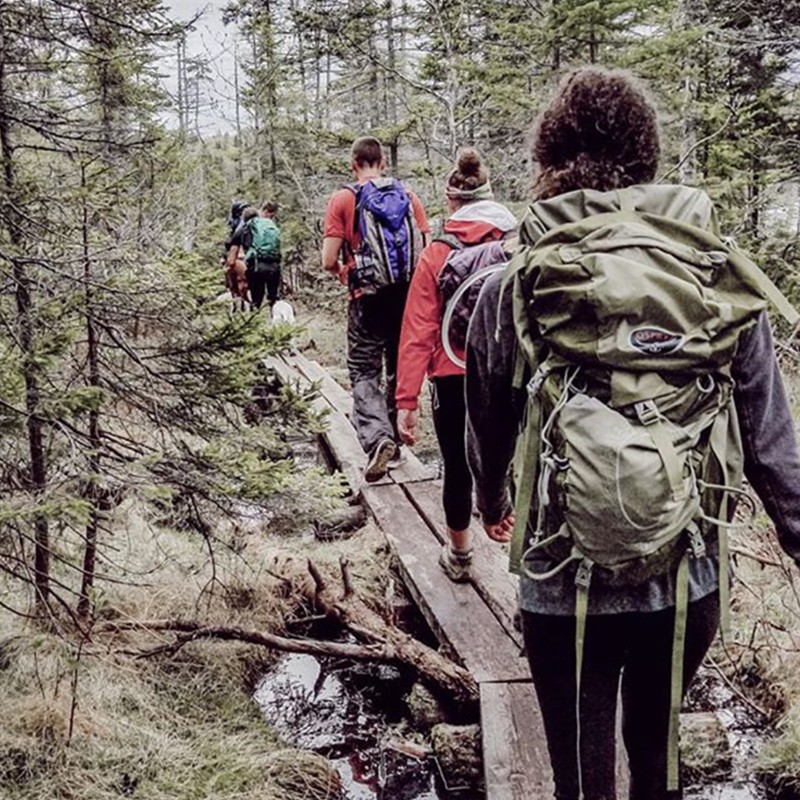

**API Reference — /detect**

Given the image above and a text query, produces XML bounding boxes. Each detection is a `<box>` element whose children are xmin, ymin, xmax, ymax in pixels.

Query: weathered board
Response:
<box><xmin>481</xmin><ymin>683</ymin><xmax>631</xmax><ymax>799</ymax></box>
<box><xmin>290</xmin><ymin>352</ymin><xmax>434</xmax><ymax>483</ymax></box>
<box><xmin>290</xmin><ymin>351</ymin><xmax>354</xmax><ymax>413</ymax></box>
<box><xmin>481</xmin><ymin>682</ymin><xmax>554</xmax><ymax>800</ymax></box>
<box><xmin>264</xmin><ymin>355</ymin><xmax>391</xmax><ymax>492</ymax></box>
<box><xmin>278</xmin><ymin>352</ymin><xmax>434</xmax><ymax>485</ymax></box>
<box><xmin>403</xmin><ymin>480</ymin><xmax>522</xmax><ymax>647</ymax></box>
<box><xmin>362</xmin><ymin>483</ymin><xmax>529</xmax><ymax>683</ymax></box>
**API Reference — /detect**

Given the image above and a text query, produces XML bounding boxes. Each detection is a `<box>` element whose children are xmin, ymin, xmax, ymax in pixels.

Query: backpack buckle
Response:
<box><xmin>687</xmin><ymin>524</ymin><xmax>707</xmax><ymax>558</ymax></box>
<box><xmin>634</xmin><ymin>399</ymin><xmax>660</xmax><ymax>425</ymax></box>
<box><xmin>527</xmin><ymin>365</ymin><xmax>549</xmax><ymax>397</ymax></box>
<box><xmin>574</xmin><ymin>558</ymin><xmax>593</xmax><ymax>589</ymax></box>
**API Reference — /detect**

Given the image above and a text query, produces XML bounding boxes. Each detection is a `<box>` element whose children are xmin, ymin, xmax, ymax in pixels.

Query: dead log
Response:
<box><xmin>101</xmin><ymin>619</ymin><xmax>389</xmax><ymax>662</ymax></box>
<box><xmin>305</xmin><ymin>557</ymin><xmax>478</xmax><ymax>704</ymax></box>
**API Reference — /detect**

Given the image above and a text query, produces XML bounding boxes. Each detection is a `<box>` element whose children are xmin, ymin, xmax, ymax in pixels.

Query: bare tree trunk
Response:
<box><xmin>176</xmin><ymin>35</ymin><xmax>185</xmax><ymax>134</ymax></box>
<box><xmin>78</xmin><ymin>164</ymin><xmax>101</xmax><ymax>618</ymax></box>
<box><xmin>0</xmin><ymin>26</ymin><xmax>50</xmax><ymax>614</ymax></box>
<box><xmin>233</xmin><ymin>39</ymin><xmax>243</xmax><ymax>185</ymax></box>
<box><xmin>250</xmin><ymin>33</ymin><xmax>265</xmax><ymax>197</ymax></box>
<box><xmin>290</xmin><ymin>0</ymin><xmax>308</xmax><ymax>125</ymax></box>
<box><xmin>678</xmin><ymin>0</ymin><xmax>698</xmax><ymax>184</ymax></box>
<box><xmin>314</xmin><ymin>30</ymin><xmax>322</xmax><ymax>125</ymax></box>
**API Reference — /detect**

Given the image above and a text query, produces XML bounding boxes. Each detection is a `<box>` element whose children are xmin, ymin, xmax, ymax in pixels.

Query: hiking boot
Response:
<box><xmin>439</xmin><ymin>544</ymin><xmax>473</xmax><ymax>583</ymax></box>
<box><xmin>364</xmin><ymin>438</ymin><xmax>397</xmax><ymax>483</ymax></box>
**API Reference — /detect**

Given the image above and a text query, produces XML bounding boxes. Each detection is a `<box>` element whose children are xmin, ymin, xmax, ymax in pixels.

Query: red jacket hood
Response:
<box><xmin>442</xmin><ymin>200</ymin><xmax>518</xmax><ymax>245</ymax></box>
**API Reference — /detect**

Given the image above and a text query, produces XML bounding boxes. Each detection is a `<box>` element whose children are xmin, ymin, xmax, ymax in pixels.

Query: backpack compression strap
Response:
<box><xmin>441</xmin><ymin>263</ymin><xmax>507</xmax><ymax>369</ymax></box>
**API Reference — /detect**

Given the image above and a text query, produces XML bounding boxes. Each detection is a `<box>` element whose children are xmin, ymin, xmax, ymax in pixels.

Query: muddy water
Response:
<box><xmin>255</xmin><ymin>655</ymin><xmax>779</xmax><ymax>800</ymax></box>
<box><xmin>255</xmin><ymin>653</ymin><xmax>445</xmax><ymax>799</ymax></box>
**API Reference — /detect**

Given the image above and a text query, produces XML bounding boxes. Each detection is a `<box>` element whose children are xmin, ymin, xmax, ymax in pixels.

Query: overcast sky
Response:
<box><xmin>164</xmin><ymin>0</ymin><xmax>240</xmax><ymax>134</ymax></box>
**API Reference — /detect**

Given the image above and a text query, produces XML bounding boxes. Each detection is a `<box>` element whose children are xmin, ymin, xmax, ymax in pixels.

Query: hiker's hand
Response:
<box><xmin>397</xmin><ymin>409</ymin><xmax>418</xmax><ymax>446</ymax></box>
<box><xmin>483</xmin><ymin>514</ymin><xmax>515</xmax><ymax>543</ymax></box>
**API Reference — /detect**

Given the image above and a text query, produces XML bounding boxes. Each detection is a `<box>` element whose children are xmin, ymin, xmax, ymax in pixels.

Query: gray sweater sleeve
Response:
<box><xmin>465</xmin><ymin>274</ymin><xmax>520</xmax><ymax>524</ymax></box>
<box><xmin>733</xmin><ymin>312</ymin><xmax>800</xmax><ymax>563</ymax></box>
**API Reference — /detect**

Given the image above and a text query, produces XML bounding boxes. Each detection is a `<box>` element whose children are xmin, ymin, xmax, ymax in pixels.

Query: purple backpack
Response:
<box><xmin>437</xmin><ymin>235</ymin><xmax>508</xmax><ymax>365</ymax></box>
<box><xmin>348</xmin><ymin>178</ymin><xmax>422</xmax><ymax>293</ymax></box>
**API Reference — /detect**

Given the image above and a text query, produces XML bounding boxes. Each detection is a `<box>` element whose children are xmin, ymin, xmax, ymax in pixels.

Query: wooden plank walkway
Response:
<box><xmin>265</xmin><ymin>351</ymin><xmax>630</xmax><ymax>799</ymax></box>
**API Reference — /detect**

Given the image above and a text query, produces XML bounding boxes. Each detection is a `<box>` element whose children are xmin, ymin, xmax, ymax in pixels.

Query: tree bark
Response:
<box><xmin>306</xmin><ymin>558</ymin><xmax>478</xmax><ymax>704</ymax></box>
<box><xmin>0</xmin><ymin>19</ymin><xmax>50</xmax><ymax>614</ymax></box>
<box><xmin>78</xmin><ymin>163</ymin><xmax>101</xmax><ymax>618</ymax></box>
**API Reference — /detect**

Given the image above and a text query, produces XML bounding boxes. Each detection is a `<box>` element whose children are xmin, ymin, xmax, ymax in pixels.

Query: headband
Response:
<box><xmin>445</xmin><ymin>180</ymin><xmax>494</xmax><ymax>201</ymax></box>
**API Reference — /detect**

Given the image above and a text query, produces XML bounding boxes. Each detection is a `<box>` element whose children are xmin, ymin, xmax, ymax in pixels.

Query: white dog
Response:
<box><xmin>270</xmin><ymin>300</ymin><xmax>296</xmax><ymax>324</ymax></box>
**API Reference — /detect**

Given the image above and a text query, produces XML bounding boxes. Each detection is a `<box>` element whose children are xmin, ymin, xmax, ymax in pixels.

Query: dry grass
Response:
<box><xmin>0</xmin><ymin>491</ymin><xmax>392</xmax><ymax>800</ymax></box>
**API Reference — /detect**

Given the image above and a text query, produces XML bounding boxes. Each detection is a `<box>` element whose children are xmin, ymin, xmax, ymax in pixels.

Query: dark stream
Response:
<box><xmin>683</xmin><ymin>664</ymin><xmax>771</xmax><ymax>800</ymax></box>
<box><xmin>254</xmin><ymin>652</ymin><xmax>448</xmax><ymax>799</ymax></box>
<box><xmin>254</xmin><ymin>652</ymin><xmax>777</xmax><ymax>800</ymax></box>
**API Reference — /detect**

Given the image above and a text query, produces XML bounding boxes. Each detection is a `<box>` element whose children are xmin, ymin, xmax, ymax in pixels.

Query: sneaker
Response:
<box><xmin>364</xmin><ymin>438</ymin><xmax>397</xmax><ymax>483</ymax></box>
<box><xmin>439</xmin><ymin>544</ymin><xmax>473</xmax><ymax>583</ymax></box>
<box><xmin>387</xmin><ymin>445</ymin><xmax>406</xmax><ymax>470</ymax></box>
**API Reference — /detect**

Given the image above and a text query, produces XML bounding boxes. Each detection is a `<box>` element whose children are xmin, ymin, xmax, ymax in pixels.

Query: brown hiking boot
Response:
<box><xmin>364</xmin><ymin>438</ymin><xmax>397</xmax><ymax>483</ymax></box>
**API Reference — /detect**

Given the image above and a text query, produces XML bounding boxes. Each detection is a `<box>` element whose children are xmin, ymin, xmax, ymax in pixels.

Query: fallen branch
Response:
<box><xmin>97</xmin><ymin>556</ymin><xmax>479</xmax><ymax>705</ymax></box>
<box><xmin>100</xmin><ymin>618</ymin><xmax>389</xmax><ymax>662</ymax></box>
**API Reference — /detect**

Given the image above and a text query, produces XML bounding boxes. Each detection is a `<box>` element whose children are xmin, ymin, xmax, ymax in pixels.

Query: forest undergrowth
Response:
<box><xmin>2</xmin><ymin>283</ymin><xmax>800</xmax><ymax>799</ymax></box>
<box><xmin>0</xmin><ymin>483</ymin><xmax>395</xmax><ymax>800</ymax></box>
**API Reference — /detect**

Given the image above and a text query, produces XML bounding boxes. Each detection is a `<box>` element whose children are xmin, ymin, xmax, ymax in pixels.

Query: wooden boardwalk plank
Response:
<box><xmin>362</xmin><ymin>483</ymin><xmax>529</xmax><ymax>683</ymax></box>
<box><xmin>290</xmin><ymin>351</ymin><xmax>354</xmax><ymax>413</ymax></box>
<box><xmin>403</xmin><ymin>480</ymin><xmax>522</xmax><ymax>647</ymax></box>
<box><xmin>264</xmin><ymin>355</ymin><xmax>391</xmax><ymax>493</ymax></box>
<box><xmin>481</xmin><ymin>686</ymin><xmax>630</xmax><ymax>800</ymax></box>
<box><xmin>481</xmin><ymin>683</ymin><xmax>553</xmax><ymax>800</ymax></box>
<box><xmin>286</xmin><ymin>352</ymin><xmax>435</xmax><ymax>484</ymax></box>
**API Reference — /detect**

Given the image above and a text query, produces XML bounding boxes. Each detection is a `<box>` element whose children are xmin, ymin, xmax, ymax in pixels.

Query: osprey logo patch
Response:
<box><xmin>629</xmin><ymin>327</ymin><xmax>685</xmax><ymax>355</ymax></box>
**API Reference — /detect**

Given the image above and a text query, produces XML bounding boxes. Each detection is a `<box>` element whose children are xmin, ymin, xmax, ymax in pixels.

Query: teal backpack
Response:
<box><xmin>247</xmin><ymin>217</ymin><xmax>281</xmax><ymax>263</ymax></box>
<box><xmin>504</xmin><ymin>184</ymin><xmax>798</xmax><ymax>792</ymax></box>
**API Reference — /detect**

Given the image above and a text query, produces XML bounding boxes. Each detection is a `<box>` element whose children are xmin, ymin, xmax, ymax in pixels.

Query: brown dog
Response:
<box><xmin>226</xmin><ymin>257</ymin><xmax>250</xmax><ymax>313</ymax></box>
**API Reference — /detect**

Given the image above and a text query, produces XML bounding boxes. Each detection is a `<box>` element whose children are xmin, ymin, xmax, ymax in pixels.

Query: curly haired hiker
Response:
<box><xmin>395</xmin><ymin>147</ymin><xmax>516</xmax><ymax>582</ymax></box>
<box><xmin>322</xmin><ymin>136</ymin><xmax>430</xmax><ymax>482</ymax></box>
<box><xmin>465</xmin><ymin>67</ymin><xmax>800</xmax><ymax>800</ymax></box>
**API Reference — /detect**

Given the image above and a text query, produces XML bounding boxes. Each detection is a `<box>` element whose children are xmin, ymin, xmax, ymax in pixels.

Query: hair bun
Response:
<box><xmin>457</xmin><ymin>147</ymin><xmax>482</xmax><ymax>178</ymax></box>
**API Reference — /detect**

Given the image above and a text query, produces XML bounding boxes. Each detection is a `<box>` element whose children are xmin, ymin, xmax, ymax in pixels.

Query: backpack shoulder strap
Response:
<box><xmin>434</xmin><ymin>232</ymin><xmax>465</xmax><ymax>252</ymax></box>
<box><xmin>344</xmin><ymin>182</ymin><xmax>362</xmax><ymax>234</ymax></box>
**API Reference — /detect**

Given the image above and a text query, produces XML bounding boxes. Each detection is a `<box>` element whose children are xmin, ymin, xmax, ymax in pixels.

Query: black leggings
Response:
<box><xmin>522</xmin><ymin>591</ymin><xmax>720</xmax><ymax>800</ymax></box>
<box><xmin>247</xmin><ymin>261</ymin><xmax>281</xmax><ymax>309</ymax></box>
<box><xmin>431</xmin><ymin>375</ymin><xmax>473</xmax><ymax>531</ymax></box>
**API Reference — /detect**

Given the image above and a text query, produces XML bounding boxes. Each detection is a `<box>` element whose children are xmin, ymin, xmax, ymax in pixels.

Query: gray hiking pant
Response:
<box><xmin>347</xmin><ymin>285</ymin><xmax>407</xmax><ymax>455</ymax></box>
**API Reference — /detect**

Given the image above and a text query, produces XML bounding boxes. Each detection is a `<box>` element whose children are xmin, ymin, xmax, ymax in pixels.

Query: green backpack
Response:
<box><xmin>505</xmin><ymin>184</ymin><xmax>798</xmax><ymax>791</ymax></box>
<box><xmin>247</xmin><ymin>217</ymin><xmax>281</xmax><ymax>263</ymax></box>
